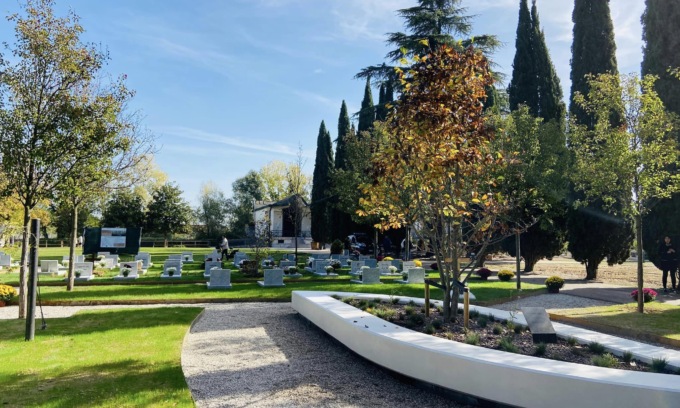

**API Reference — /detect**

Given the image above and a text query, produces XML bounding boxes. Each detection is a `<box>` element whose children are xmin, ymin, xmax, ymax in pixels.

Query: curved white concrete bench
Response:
<box><xmin>292</xmin><ymin>291</ymin><xmax>680</xmax><ymax>408</ymax></box>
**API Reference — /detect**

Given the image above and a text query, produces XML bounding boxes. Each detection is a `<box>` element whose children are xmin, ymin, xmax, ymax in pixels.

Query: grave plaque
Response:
<box><xmin>521</xmin><ymin>307</ymin><xmax>557</xmax><ymax>344</ymax></box>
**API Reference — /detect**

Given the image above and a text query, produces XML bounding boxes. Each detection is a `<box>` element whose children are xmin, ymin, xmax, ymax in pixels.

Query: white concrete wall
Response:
<box><xmin>292</xmin><ymin>291</ymin><xmax>680</xmax><ymax>408</ymax></box>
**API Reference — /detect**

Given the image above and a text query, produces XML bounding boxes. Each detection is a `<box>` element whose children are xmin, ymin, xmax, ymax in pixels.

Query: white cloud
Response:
<box><xmin>158</xmin><ymin>126</ymin><xmax>298</xmax><ymax>157</ymax></box>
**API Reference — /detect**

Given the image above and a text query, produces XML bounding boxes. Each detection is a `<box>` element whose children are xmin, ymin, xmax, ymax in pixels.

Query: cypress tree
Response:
<box><xmin>532</xmin><ymin>1</ymin><xmax>565</xmax><ymax>124</ymax></box>
<box><xmin>376</xmin><ymin>84</ymin><xmax>387</xmax><ymax>122</ymax></box>
<box><xmin>508</xmin><ymin>0</ymin><xmax>537</xmax><ymax>114</ymax></box>
<box><xmin>332</xmin><ymin>101</ymin><xmax>354</xmax><ymax>241</ymax></box>
<box><xmin>641</xmin><ymin>0</ymin><xmax>680</xmax><ymax>265</ymax></box>
<box><xmin>567</xmin><ymin>0</ymin><xmax>632</xmax><ymax>280</ymax></box>
<box><xmin>642</xmin><ymin>0</ymin><xmax>680</xmax><ymax>117</ymax></box>
<box><xmin>569</xmin><ymin>0</ymin><xmax>618</xmax><ymax>129</ymax></box>
<box><xmin>358</xmin><ymin>78</ymin><xmax>375</xmax><ymax>134</ymax></box>
<box><xmin>335</xmin><ymin>101</ymin><xmax>350</xmax><ymax>171</ymax></box>
<box><xmin>311</xmin><ymin>121</ymin><xmax>334</xmax><ymax>244</ymax></box>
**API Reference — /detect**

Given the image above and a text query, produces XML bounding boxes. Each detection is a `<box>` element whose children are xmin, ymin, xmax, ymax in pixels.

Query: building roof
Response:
<box><xmin>253</xmin><ymin>194</ymin><xmax>309</xmax><ymax>212</ymax></box>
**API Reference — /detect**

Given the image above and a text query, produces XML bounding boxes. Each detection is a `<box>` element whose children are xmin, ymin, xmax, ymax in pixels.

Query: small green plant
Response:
<box><xmin>341</xmin><ymin>296</ymin><xmax>354</xmax><ymax>304</ymax></box>
<box><xmin>622</xmin><ymin>351</ymin><xmax>633</xmax><ymax>364</ymax></box>
<box><xmin>488</xmin><ymin>313</ymin><xmax>496</xmax><ymax>322</ymax></box>
<box><xmin>513</xmin><ymin>324</ymin><xmax>523</xmax><ymax>334</ymax></box>
<box><xmin>330</xmin><ymin>294</ymin><xmax>342</xmax><ymax>300</ymax></box>
<box><xmin>588</xmin><ymin>342</ymin><xmax>606</xmax><ymax>354</ymax></box>
<box><xmin>651</xmin><ymin>357</ymin><xmax>668</xmax><ymax>373</ymax></box>
<box><xmin>436</xmin><ymin>305</ymin><xmax>444</xmax><ymax>314</ymax></box>
<box><xmin>592</xmin><ymin>353</ymin><xmax>618</xmax><ymax>368</ymax></box>
<box><xmin>407</xmin><ymin>314</ymin><xmax>424</xmax><ymax>327</ymax></box>
<box><xmin>391</xmin><ymin>297</ymin><xmax>400</xmax><ymax>304</ymax></box>
<box><xmin>534</xmin><ymin>343</ymin><xmax>547</xmax><ymax>356</ymax></box>
<box><xmin>492</xmin><ymin>324</ymin><xmax>503</xmax><ymax>335</ymax></box>
<box><xmin>469</xmin><ymin>309</ymin><xmax>479</xmax><ymax>319</ymax></box>
<box><xmin>330</xmin><ymin>239</ymin><xmax>344</xmax><ymax>254</ymax></box>
<box><xmin>497</xmin><ymin>269</ymin><xmax>515</xmax><ymax>282</ymax></box>
<box><xmin>567</xmin><ymin>337</ymin><xmax>578</xmax><ymax>346</ymax></box>
<box><xmin>498</xmin><ymin>336</ymin><xmax>518</xmax><ymax>353</ymax></box>
<box><xmin>432</xmin><ymin>319</ymin><xmax>443</xmax><ymax>330</ymax></box>
<box><xmin>424</xmin><ymin>324</ymin><xmax>436</xmax><ymax>334</ymax></box>
<box><xmin>373</xmin><ymin>307</ymin><xmax>397</xmax><ymax>321</ymax></box>
<box><xmin>407</xmin><ymin>300</ymin><xmax>416</xmax><ymax>306</ymax></box>
<box><xmin>477</xmin><ymin>316</ymin><xmax>488</xmax><ymax>328</ymax></box>
<box><xmin>404</xmin><ymin>305</ymin><xmax>416</xmax><ymax>316</ymax></box>
<box><xmin>465</xmin><ymin>332</ymin><xmax>480</xmax><ymax>345</ymax></box>
<box><xmin>545</xmin><ymin>276</ymin><xmax>565</xmax><ymax>292</ymax></box>
<box><xmin>506</xmin><ymin>320</ymin><xmax>515</xmax><ymax>332</ymax></box>
<box><xmin>445</xmin><ymin>332</ymin><xmax>455</xmax><ymax>340</ymax></box>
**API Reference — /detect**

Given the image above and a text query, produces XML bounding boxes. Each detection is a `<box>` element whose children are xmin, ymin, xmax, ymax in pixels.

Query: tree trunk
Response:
<box><xmin>18</xmin><ymin>206</ymin><xmax>31</xmax><ymax>319</ymax></box>
<box><xmin>524</xmin><ymin>253</ymin><xmax>539</xmax><ymax>273</ymax></box>
<box><xmin>67</xmin><ymin>205</ymin><xmax>78</xmax><ymax>291</ymax></box>
<box><xmin>635</xmin><ymin>214</ymin><xmax>644</xmax><ymax>313</ymax></box>
<box><xmin>584</xmin><ymin>256</ymin><xmax>601</xmax><ymax>280</ymax></box>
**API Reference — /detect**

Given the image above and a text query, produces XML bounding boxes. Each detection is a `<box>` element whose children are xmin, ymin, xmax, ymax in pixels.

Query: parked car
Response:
<box><xmin>347</xmin><ymin>233</ymin><xmax>374</xmax><ymax>255</ymax></box>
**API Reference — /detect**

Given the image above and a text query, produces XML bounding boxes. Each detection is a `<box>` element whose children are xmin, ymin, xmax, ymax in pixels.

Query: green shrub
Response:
<box><xmin>404</xmin><ymin>305</ymin><xmax>416</xmax><ymax>316</ymax></box>
<box><xmin>588</xmin><ymin>342</ymin><xmax>606</xmax><ymax>354</ymax></box>
<box><xmin>391</xmin><ymin>297</ymin><xmax>400</xmax><ymax>304</ymax></box>
<box><xmin>498</xmin><ymin>337</ymin><xmax>518</xmax><ymax>353</ymax></box>
<box><xmin>424</xmin><ymin>324</ymin><xmax>436</xmax><ymax>334</ymax></box>
<box><xmin>477</xmin><ymin>316</ymin><xmax>488</xmax><ymax>328</ymax></box>
<box><xmin>622</xmin><ymin>351</ymin><xmax>633</xmax><ymax>364</ymax></box>
<box><xmin>341</xmin><ymin>296</ymin><xmax>354</xmax><ymax>304</ymax></box>
<box><xmin>465</xmin><ymin>332</ymin><xmax>480</xmax><ymax>345</ymax></box>
<box><xmin>330</xmin><ymin>239</ymin><xmax>344</xmax><ymax>254</ymax></box>
<box><xmin>513</xmin><ymin>324</ymin><xmax>523</xmax><ymax>334</ymax></box>
<box><xmin>545</xmin><ymin>276</ymin><xmax>565</xmax><ymax>291</ymax></box>
<box><xmin>445</xmin><ymin>332</ymin><xmax>455</xmax><ymax>340</ymax></box>
<box><xmin>592</xmin><ymin>353</ymin><xmax>618</xmax><ymax>368</ymax></box>
<box><xmin>373</xmin><ymin>307</ymin><xmax>397</xmax><ymax>321</ymax></box>
<box><xmin>497</xmin><ymin>269</ymin><xmax>515</xmax><ymax>282</ymax></box>
<box><xmin>567</xmin><ymin>337</ymin><xmax>578</xmax><ymax>346</ymax></box>
<box><xmin>432</xmin><ymin>319</ymin><xmax>443</xmax><ymax>330</ymax></box>
<box><xmin>469</xmin><ymin>309</ymin><xmax>479</xmax><ymax>319</ymax></box>
<box><xmin>534</xmin><ymin>343</ymin><xmax>547</xmax><ymax>356</ymax></box>
<box><xmin>492</xmin><ymin>324</ymin><xmax>503</xmax><ymax>335</ymax></box>
<box><xmin>651</xmin><ymin>357</ymin><xmax>668</xmax><ymax>373</ymax></box>
<box><xmin>407</xmin><ymin>314</ymin><xmax>425</xmax><ymax>327</ymax></box>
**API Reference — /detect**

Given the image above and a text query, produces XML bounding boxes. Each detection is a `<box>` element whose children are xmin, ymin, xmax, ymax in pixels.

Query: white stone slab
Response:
<box><xmin>39</xmin><ymin>260</ymin><xmax>64</xmax><ymax>275</ymax></box>
<box><xmin>350</xmin><ymin>267</ymin><xmax>381</xmax><ymax>284</ymax></box>
<box><xmin>396</xmin><ymin>267</ymin><xmax>425</xmax><ymax>284</ymax></box>
<box><xmin>204</xmin><ymin>261</ymin><xmax>222</xmax><ymax>277</ymax></box>
<box><xmin>257</xmin><ymin>268</ymin><xmax>285</xmax><ymax>287</ymax></box>
<box><xmin>135</xmin><ymin>252</ymin><xmax>152</xmax><ymax>269</ymax></box>
<box><xmin>181</xmin><ymin>252</ymin><xmax>194</xmax><ymax>262</ymax></box>
<box><xmin>205</xmin><ymin>251</ymin><xmax>220</xmax><ymax>262</ymax></box>
<box><xmin>207</xmin><ymin>268</ymin><xmax>232</xmax><ymax>289</ymax></box>
<box><xmin>73</xmin><ymin>262</ymin><xmax>94</xmax><ymax>281</ymax></box>
<box><xmin>161</xmin><ymin>260</ymin><xmax>182</xmax><ymax>279</ymax></box>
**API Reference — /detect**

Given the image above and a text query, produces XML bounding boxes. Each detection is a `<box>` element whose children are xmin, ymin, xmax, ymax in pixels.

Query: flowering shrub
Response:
<box><xmin>325</xmin><ymin>265</ymin><xmax>334</xmax><ymax>274</ymax></box>
<box><xmin>330</xmin><ymin>259</ymin><xmax>342</xmax><ymax>269</ymax></box>
<box><xmin>383</xmin><ymin>256</ymin><xmax>394</xmax><ymax>261</ymax></box>
<box><xmin>388</xmin><ymin>265</ymin><xmax>398</xmax><ymax>273</ymax></box>
<box><xmin>361</xmin><ymin>265</ymin><xmax>370</xmax><ymax>269</ymax></box>
<box><xmin>0</xmin><ymin>284</ymin><xmax>17</xmax><ymax>302</ymax></box>
<box><xmin>545</xmin><ymin>276</ymin><xmax>564</xmax><ymax>290</ymax></box>
<box><xmin>630</xmin><ymin>288</ymin><xmax>657</xmax><ymax>303</ymax></box>
<box><xmin>286</xmin><ymin>266</ymin><xmax>298</xmax><ymax>274</ymax></box>
<box><xmin>497</xmin><ymin>269</ymin><xmax>515</xmax><ymax>282</ymax></box>
<box><xmin>414</xmin><ymin>259</ymin><xmax>422</xmax><ymax>267</ymax></box>
<box><xmin>476</xmin><ymin>268</ymin><xmax>492</xmax><ymax>280</ymax></box>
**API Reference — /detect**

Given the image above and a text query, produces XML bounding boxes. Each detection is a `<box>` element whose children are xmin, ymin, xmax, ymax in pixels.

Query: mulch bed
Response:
<box><xmin>339</xmin><ymin>297</ymin><xmax>679</xmax><ymax>374</ymax></box>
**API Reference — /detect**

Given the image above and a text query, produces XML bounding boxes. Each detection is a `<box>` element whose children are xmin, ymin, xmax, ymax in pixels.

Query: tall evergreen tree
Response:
<box><xmin>357</xmin><ymin>78</ymin><xmax>375</xmax><ymax>134</ymax></box>
<box><xmin>335</xmin><ymin>101</ymin><xmax>351</xmax><ymax>171</ymax></box>
<box><xmin>569</xmin><ymin>0</ymin><xmax>618</xmax><ymax>129</ymax></box>
<box><xmin>332</xmin><ymin>101</ymin><xmax>354</xmax><ymax>241</ymax></box>
<box><xmin>641</xmin><ymin>0</ymin><xmax>680</xmax><ymax>266</ymax></box>
<box><xmin>311</xmin><ymin>121</ymin><xmax>334</xmax><ymax>244</ymax></box>
<box><xmin>567</xmin><ymin>0</ymin><xmax>632</xmax><ymax>280</ymax></box>
<box><xmin>508</xmin><ymin>0</ymin><xmax>537</xmax><ymax>114</ymax></box>
<box><xmin>532</xmin><ymin>1</ymin><xmax>566</xmax><ymax>123</ymax></box>
<box><xmin>642</xmin><ymin>0</ymin><xmax>680</xmax><ymax>117</ymax></box>
<box><xmin>357</xmin><ymin>0</ymin><xmax>499</xmax><ymax>83</ymax></box>
<box><xmin>376</xmin><ymin>84</ymin><xmax>387</xmax><ymax>122</ymax></box>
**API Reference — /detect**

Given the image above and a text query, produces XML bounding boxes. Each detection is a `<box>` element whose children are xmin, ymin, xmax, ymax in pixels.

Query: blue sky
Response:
<box><xmin>0</xmin><ymin>0</ymin><xmax>645</xmax><ymax>206</ymax></box>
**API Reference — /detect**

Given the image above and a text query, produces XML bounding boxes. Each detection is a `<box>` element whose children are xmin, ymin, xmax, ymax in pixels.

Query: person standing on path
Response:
<box><xmin>658</xmin><ymin>236</ymin><xmax>677</xmax><ymax>293</ymax></box>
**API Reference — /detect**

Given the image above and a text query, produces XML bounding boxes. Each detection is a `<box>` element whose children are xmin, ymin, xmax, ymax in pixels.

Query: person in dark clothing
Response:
<box><xmin>658</xmin><ymin>236</ymin><xmax>677</xmax><ymax>293</ymax></box>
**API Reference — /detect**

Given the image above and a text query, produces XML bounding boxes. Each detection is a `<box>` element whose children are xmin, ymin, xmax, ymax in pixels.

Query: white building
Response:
<box><xmin>253</xmin><ymin>195</ymin><xmax>312</xmax><ymax>248</ymax></box>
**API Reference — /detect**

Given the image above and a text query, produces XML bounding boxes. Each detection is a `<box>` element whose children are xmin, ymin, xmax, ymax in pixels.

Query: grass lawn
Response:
<box><xmin>552</xmin><ymin>302</ymin><xmax>680</xmax><ymax>342</ymax></box>
<box><xmin>33</xmin><ymin>279</ymin><xmax>543</xmax><ymax>304</ymax></box>
<box><xmin>0</xmin><ymin>307</ymin><xmax>202</xmax><ymax>407</ymax></box>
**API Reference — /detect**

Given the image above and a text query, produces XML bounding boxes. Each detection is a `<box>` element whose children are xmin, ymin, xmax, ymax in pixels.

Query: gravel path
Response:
<box><xmin>181</xmin><ymin>303</ymin><xmax>471</xmax><ymax>408</ymax></box>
